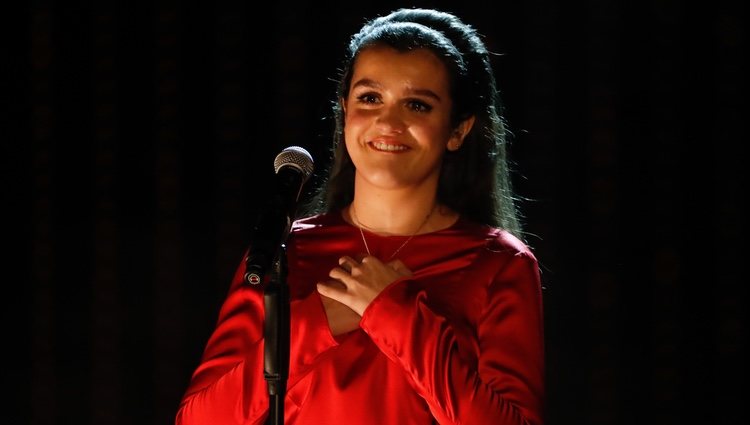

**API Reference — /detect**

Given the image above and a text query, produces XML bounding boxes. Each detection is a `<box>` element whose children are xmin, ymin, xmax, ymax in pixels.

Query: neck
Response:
<box><xmin>346</xmin><ymin>175</ymin><xmax>456</xmax><ymax>236</ymax></box>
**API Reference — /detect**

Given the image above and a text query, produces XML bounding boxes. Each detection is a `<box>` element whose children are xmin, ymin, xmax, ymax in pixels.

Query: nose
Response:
<box><xmin>374</xmin><ymin>104</ymin><xmax>405</xmax><ymax>134</ymax></box>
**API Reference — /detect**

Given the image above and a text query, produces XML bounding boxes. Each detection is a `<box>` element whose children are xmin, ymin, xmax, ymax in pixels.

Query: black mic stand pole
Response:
<box><xmin>262</xmin><ymin>244</ymin><xmax>289</xmax><ymax>425</ymax></box>
<box><xmin>245</xmin><ymin>145</ymin><xmax>313</xmax><ymax>424</ymax></box>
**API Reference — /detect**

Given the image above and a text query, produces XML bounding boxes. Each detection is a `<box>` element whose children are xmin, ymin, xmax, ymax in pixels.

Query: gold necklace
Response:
<box><xmin>350</xmin><ymin>204</ymin><xmax>434</xmax><ymax>261</ymax></box>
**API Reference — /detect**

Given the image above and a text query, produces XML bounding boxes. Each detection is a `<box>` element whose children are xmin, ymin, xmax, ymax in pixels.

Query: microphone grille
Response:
<box><xmin>273</xmin><ymin>146</ymin><xmax>314</xmax><ymax>179</ymax></box>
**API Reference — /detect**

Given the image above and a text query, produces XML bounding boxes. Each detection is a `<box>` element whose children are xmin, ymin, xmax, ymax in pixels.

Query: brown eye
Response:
<box><xmin>407</xmin><ymin>99</ymin><xmax>432</xmax><ymax>113</ymax></box>
<box><xmin>356</xmin><ymin>93</ymin><xmax>380</xmax><ymax>104</ymax></box>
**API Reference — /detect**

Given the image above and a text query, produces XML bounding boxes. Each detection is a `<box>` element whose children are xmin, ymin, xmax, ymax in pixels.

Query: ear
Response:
<box><xmin>447</xmin><ymin>115</ymin><xmax>476</xmax><ymax>151</ymax></box>
<box><xmin>340</xmin><ymin>97</ymin><xmax>347</xmax><ymax>116</ymax></box>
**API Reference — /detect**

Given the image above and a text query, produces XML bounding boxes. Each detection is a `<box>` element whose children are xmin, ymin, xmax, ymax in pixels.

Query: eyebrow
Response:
<box><xmin>351</xmin><ymin>78</ymin><xmax>442</xmax><ymax>102</ymax></box>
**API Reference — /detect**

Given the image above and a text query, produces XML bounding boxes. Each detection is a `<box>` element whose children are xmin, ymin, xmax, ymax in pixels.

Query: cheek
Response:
<box><xmin>412</xmin><ymin>122</ymin><xmax>453</xmax><ymax>148</ymax></box>
<box><xmin>344</xmin><ymin>108</ymin><xmax>370</xmax><ymax>129</ymax></box>
<box><xmin>343</xmin><ymin>110</ymin><xmax>372</xmax><ymax>146</ymax></box>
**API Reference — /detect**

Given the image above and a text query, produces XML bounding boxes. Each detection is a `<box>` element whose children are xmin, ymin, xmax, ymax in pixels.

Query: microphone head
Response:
<box><xmin>273</xmin><ymin>146</ymin><xmax>314</xmax><ymax>181</ymax></box>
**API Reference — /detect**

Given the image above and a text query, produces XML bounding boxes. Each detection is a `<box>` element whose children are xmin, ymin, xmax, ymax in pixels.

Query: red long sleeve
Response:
<box><xmin>176</xmin><ymin>213</ymin><xmax>544</xmax><ymax>424</ymax></box>
<box><xmin>360</xmin><ymin>238</ymin><xmax>544</xmax><ymax>424</ymax></box>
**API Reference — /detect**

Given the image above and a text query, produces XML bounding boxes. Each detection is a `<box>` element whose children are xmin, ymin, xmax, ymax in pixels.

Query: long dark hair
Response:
<box><xmin>305</xmin><ymin>8</ymin><xmax>523</xmax><ymax>238</ymax></box>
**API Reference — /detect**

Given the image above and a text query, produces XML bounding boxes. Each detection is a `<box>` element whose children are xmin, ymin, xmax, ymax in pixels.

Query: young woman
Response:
<box><xmin>176</xmin><ymin>8</ymin><xmax>544</xmax><ymax>425</ymax></box>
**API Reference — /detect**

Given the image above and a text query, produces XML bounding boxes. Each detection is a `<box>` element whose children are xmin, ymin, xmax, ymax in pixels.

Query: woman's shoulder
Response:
<box><xmin>457</xmin><ymin>218</ymin><xmax>536</xmax><ymax>261</ymax></box>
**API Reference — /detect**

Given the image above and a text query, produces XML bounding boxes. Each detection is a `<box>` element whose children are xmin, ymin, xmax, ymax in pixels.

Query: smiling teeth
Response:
<box><xmin>371</xmin><ymin>142</ymin><xmax>408</xmax><ymax>152</ymax></box>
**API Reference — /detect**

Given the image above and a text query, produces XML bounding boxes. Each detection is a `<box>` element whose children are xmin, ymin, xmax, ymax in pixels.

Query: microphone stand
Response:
<box><xmin>244</xmin><ymin>145</ymin><xmax>313</xmax><ymax>425</ymax></box>
<box><xmin>261</xmin><ymin>245</ymin><xmax>289</xmax><ymax>425</ymax></box>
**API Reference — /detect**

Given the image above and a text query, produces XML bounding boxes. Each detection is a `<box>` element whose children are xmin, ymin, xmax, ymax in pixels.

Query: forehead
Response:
<box><xmin>350</xmin><ymin>46</ymin><xmax>451</xmax><ymax>94</ymax></box>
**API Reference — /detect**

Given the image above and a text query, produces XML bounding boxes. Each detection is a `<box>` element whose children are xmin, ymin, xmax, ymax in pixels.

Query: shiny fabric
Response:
<box><xmin>176</xmin><ymin>212</ymin><xmax>545</xmax><ymax>425</ymax></box>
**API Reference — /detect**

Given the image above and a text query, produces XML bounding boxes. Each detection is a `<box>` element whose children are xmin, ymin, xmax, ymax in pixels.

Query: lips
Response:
<box><xmin>368</xmin><ymin>140</ymin><xmax>409</xmax><ymax>152</ymax></box>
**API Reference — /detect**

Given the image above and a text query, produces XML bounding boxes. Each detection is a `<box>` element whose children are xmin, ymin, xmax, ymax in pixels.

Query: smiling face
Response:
<box><xmin>343</xmin><ymin>45</ymin><xmax>472</xmax><ymax>195</ymax></box>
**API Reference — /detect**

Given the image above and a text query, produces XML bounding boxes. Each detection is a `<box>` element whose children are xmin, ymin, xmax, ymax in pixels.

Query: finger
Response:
<box><xmin>360</xmin><ymin>255</ymin><xmax>384</xmax><ymax>267</ymax></box>
<box><xmin>353</xmin><ymin>252</ymin><xmax>369</xmax><ymax>263</ymax></box>
<box><xmin>317</xmin><ymin>281</ymin><xmax>350</xmax><ymax>304</ymax></box>
<box><xmin>316</xmin><ymin>280</ymin><xmax>342</xmax><ymax>296</ymax></box>
<box><xmin>321</xmin><ymin>278</ymin><xmax>347</xmax><ymax>291</ymax></box>
<box><xmin>338</xmin><ymin>256</ymin><xmax>358</xmax><ymax>272</ymax></box>
<box><xmin>387</xmin><ymin>259</ymin><xmax>413</xmax><ymax>277</ymax></box>
<box><xmin>329</xmin><ymin>266</ymin><xmax>358</xmax><ymax>282</ymax></box>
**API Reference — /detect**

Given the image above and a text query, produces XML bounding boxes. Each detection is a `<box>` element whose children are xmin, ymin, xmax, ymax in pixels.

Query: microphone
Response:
<box><xmin>244</xmin><ymin>146</ymin><xmax>314</xmax><ymax>285</ymax></box>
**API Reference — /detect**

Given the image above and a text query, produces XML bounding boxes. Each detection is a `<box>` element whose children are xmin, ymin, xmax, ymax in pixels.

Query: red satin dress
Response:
<box><xmin>175</xmin><ymin>212</ymin><xmax>545</xmax><ymax>425</ymax></box>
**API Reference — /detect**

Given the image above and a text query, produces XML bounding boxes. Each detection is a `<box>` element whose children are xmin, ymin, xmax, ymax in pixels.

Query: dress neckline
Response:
<box><xmin>336</xmin><ymin>209</ymin><xmax>465</xmax><ymax>239</ymax></box>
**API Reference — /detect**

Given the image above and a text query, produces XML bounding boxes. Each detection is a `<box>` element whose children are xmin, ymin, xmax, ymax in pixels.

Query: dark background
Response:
<box><xmin>7</xmin><ymin>0</ymin><xmax>747</xmax><ymax>424</ymax></box>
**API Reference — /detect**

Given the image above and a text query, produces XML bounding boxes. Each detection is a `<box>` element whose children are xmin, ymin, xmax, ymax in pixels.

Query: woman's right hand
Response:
<box><xmin>319</xmin><ymin>288</ymin><xmax>362</xmax><ymax>336</ymax></box>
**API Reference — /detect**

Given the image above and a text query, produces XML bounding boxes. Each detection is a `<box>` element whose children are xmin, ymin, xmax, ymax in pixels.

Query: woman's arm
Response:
<box><xmin>359</xmin><ymin>247</ymin><xmax>545</xmax><ymax>425</ymax></box>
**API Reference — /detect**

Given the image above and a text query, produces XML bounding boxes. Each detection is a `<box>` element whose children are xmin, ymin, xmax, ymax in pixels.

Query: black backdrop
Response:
<box><xmin>8</xmin><ymin>0</ymin><xmax>747</xmax><ymax>424</ymax></box>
